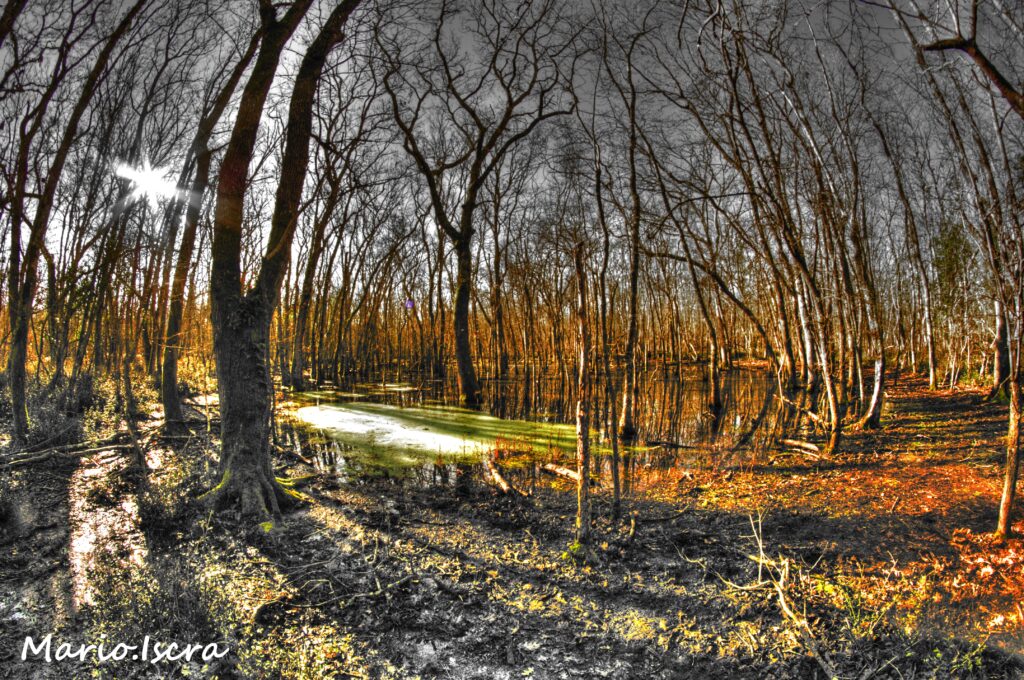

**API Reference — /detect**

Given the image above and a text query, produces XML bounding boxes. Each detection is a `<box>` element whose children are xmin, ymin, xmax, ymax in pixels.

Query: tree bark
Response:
<box><xmin>453</xmin><ymin>236</ymin><xmax>482</xmax><ymax>407</ymax></box>
<box><xmin>0</xmin><ymin>0</ymin><xmax>28</xmax><ymax>50</ymax></box>
<box><xmin>288</xmin><ymin>213</ymin><xmax>329</xmax><ymax>390</ymax></box>
<box><xmin>618</xmin><ymin>205</ymin><xmax>641</xmax><ymax>443</ymax></box>
<box><xmin>594</xmin><ymin>149</ymin><xmax>621</xmax><ymax>520</ymax></box>
<box><xmin>857</xmin><ymin>357</ymin><xmax>885</xmax><ymax>429</ymax></box>
<box><xmin>161</xmin><ymin>151</ymin><xmax>210</xmax><ymax>427</ymax></box>
<box><xmin>162</xmin><ymin>32</ymin><xmax>262</xmax><ymax>428</ymax></box>
<box><xmin>989</xmin><ymin>299</ymin><xmax>1010</xmax><ymax>400</ymax></box>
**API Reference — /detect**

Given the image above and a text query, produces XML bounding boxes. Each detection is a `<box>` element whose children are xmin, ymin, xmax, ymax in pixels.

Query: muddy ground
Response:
<box><xmin>1</xmin><ymin>377</ymin><xmax>1024</xmax><ymax>678</ymax></box>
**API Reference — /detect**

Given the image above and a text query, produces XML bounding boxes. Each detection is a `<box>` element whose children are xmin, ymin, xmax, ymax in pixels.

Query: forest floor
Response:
<box><xmin>2</xmin><ymin>375</ymin><xmax>1024</xmax><ymax>679</ymax></box>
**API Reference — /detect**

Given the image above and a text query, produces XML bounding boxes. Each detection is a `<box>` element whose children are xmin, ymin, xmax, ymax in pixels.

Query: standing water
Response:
<box><xmin>279</xmin><ymin>368</ymin><xmax>798</xmax><ymax>495</ymax></box>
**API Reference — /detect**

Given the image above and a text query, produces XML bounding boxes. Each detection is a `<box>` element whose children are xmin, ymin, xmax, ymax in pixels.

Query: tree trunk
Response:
<box><xmin>996</xmin><ymin>376</ymin><xmax>1021</xmax><ymax>539</ymax></box>
<box><xmin>162</xmin><ymin>31</ymin><xmax>260</xmax><ymax>429</ymax></box>
<box><xmin>289</xmin><ymin>226</ymin><xmax>327</xmax><ymax>390</ymax></box>
<box><xmin>580</xmin><ymin>137</ymin><xmax>621</xmax><ymax>519</ymax></box>
<box><xmin>573</xmin><ymin>244</ymin><xmax>591</xmax><ymax>546</ymax></box>
<box><xmin>207</xmin><ymin>304</ymin><xmax>296</xmax><ymax>518</ymax></box>
<box><xmin>990</xmin><ymin>299</ymin><xmax>1010</xmax><ymax>400</ymax></box>
<box><xmin>922</xmin><ymin>286</ymin><xmax>938</xmax><ymax>389</ymax></box>
<box><xmin>453</xmin><ymin>236</ymin><xmax>482</xmax><ymax>407</ymax></box>
<box><xmin>857</xmin><ymin>356</ymin><xmax>885</xmax><ymax>429</ymax></box>
<box><xmin>205</xmin><ymin>0</ymin><xmax>358</xmax><ymax>522</ymax></box>
<box><xmin>618</xmin><ymin>213</ymin><xmax>640</xmax><ymax>442</ymax></box>
<box><xmin>162</xmin><ymin>152</ymin><xmax>209</xmax><ymax>427</ymax></box>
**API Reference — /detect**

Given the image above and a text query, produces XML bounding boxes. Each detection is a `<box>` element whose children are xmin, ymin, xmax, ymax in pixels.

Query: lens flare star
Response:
<box><xmin>115</xmin><ymin>158</ymin><xmax>177</xmax><ymax>207</ymax></box>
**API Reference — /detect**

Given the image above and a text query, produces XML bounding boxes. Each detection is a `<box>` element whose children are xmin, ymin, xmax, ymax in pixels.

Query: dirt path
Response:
<box><xmin>0</xmin><ymin>456</ymin><xmax>76</xmax><ymax>679</ymax></box>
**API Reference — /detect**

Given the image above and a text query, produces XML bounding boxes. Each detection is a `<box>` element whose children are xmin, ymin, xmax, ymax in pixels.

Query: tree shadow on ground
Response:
<box><xmin>233</xmin><ymin>467</ymin><xmax>1024</xmax><ymax>679</ymax></box>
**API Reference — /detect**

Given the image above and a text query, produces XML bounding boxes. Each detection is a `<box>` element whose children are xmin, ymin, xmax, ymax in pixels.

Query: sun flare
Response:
<box><xmin>115</xmin><ymin>158</ymin><xmax>177</xmax><ymax>206</ymax></box>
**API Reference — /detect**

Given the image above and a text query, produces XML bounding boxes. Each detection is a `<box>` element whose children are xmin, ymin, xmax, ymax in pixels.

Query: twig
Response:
<box><xmin>774</xmin><ymin>393</ymin><xmax>824</xmax><ymax>424</ymax></box>
<box><xmin>747</xmin><ymin>514</ymin><xmax>838</xmax><ymax>680</ymax></box>
<box><xmin>9</xmin><ymin>432</ymin><xmax>128</xmax><ymax>457</ymax></box>
<box><xmin>638</xmin><ymin>508</ymin><xmax>691</xmax><ymax>523</ymax></box>
<box><xmin>291</xmin><ymin>573</ymin><xmax>413</xmax><ymax>609</ymax></box>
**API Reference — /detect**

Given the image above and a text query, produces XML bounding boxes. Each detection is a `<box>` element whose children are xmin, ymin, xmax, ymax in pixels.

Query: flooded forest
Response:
<box><xmin>1</xmin><ymin>0</ymin><xmax>1024</xmax><ymax>677</ymax></box>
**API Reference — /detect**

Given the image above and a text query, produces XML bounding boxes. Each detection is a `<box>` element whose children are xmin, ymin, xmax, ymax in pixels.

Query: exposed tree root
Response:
<box><xmin>199</xmin><ymin>466</ymin><xmax>310</xmax><ymax>528</ymax></box>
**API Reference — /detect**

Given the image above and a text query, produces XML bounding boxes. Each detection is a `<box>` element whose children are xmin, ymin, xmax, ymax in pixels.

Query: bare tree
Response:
<box><xmin>376</xmin><ymin>0</ymin><xmax>577</xmax><ymax>407</ymax></box>
<box><xmin>885</xmin><ymin>0</ymin><xmax>1024</xmax><ymax>537</ymax></box>
<box><xmin>5</xmin><ymin>0</ymin><xmax>150</xmax><ymax>443</ymax></box>
<box><xmin>161</xmin><ymin>18</ymin><xmax>262</xmax><ymax>429</ymax></box>
<box><xmin>205</xmin><ymin>0</ymin><xmax>362</xmax><ymax>521</ymax></box>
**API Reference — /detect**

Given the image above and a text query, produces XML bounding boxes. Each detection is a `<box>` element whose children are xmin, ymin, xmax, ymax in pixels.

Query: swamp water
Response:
<box><xmin>280</xmin><ymin>369</ymin><xmax>802</xmax><ymax>495</ymax></box>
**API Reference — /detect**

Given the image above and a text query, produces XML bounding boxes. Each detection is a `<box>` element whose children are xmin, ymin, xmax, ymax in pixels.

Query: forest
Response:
<box><xmin>1</xmin><ymin>0</ymin><xmax>1023</xmax><ymax>677</ymax></box>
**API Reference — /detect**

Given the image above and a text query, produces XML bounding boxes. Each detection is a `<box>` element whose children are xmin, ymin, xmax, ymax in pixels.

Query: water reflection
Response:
<box><xmin>280</xmin><ymin>368</ymin><xmax>806</xmax><ymax>496</ymax></box>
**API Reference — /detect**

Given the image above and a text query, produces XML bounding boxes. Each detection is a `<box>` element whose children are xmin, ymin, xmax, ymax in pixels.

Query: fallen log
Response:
<box><xmin>540</xmin><ymin>463</ymin><xmax>599</xmax><ymax>486</ymax></box>
<box><xmin>483</xmin><ymin>457</ymin><xmax>526</xmax><ymax>497</ymax></box>
<box><xmin>771</xmin><ymin>449</ymin><xmax>823</xmax><ymax>462</ymax></box>
<box><xmin>16</xmin><ymin>432</ymin><xmax>129</xmax><ymax>456</ymax></box>
<box><xmin>2</xmin><ymin>444</ymin><xmax>135</xmax><ymax>468</ymax></box>
<box><xmin>541</xmin><ymin>462</ymin><xmax>579</xmax><ymax>482</ymax></box>
<box><xmin>779</xmin><ymin>438</ymin><xmax>820</xmax><ymax>454</ymax></box>
<box><xmin>646</xmin><ymin>440</ymin><xmax>703</xmax><ymax>450</ymax></box>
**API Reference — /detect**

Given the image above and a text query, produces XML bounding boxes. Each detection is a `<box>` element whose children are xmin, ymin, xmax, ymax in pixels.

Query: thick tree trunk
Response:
<box><xmin>206</xmin><ymin>305</ymin><xmax>298</xmax><ymax>518</ymax></box>
<box><xmin>453</xmin><ymin>237</ymin><xmax>482</xmax><ymax>407</ymax></box>
<box><xmin>205</xmin><ymin>0</ymin><xmax>358</xmax><ymax>522</ymax></box>
<box><xmin>0</xmin><ymin>0</ymin><xmax>28</xmax><ymax>50</ymax></box>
